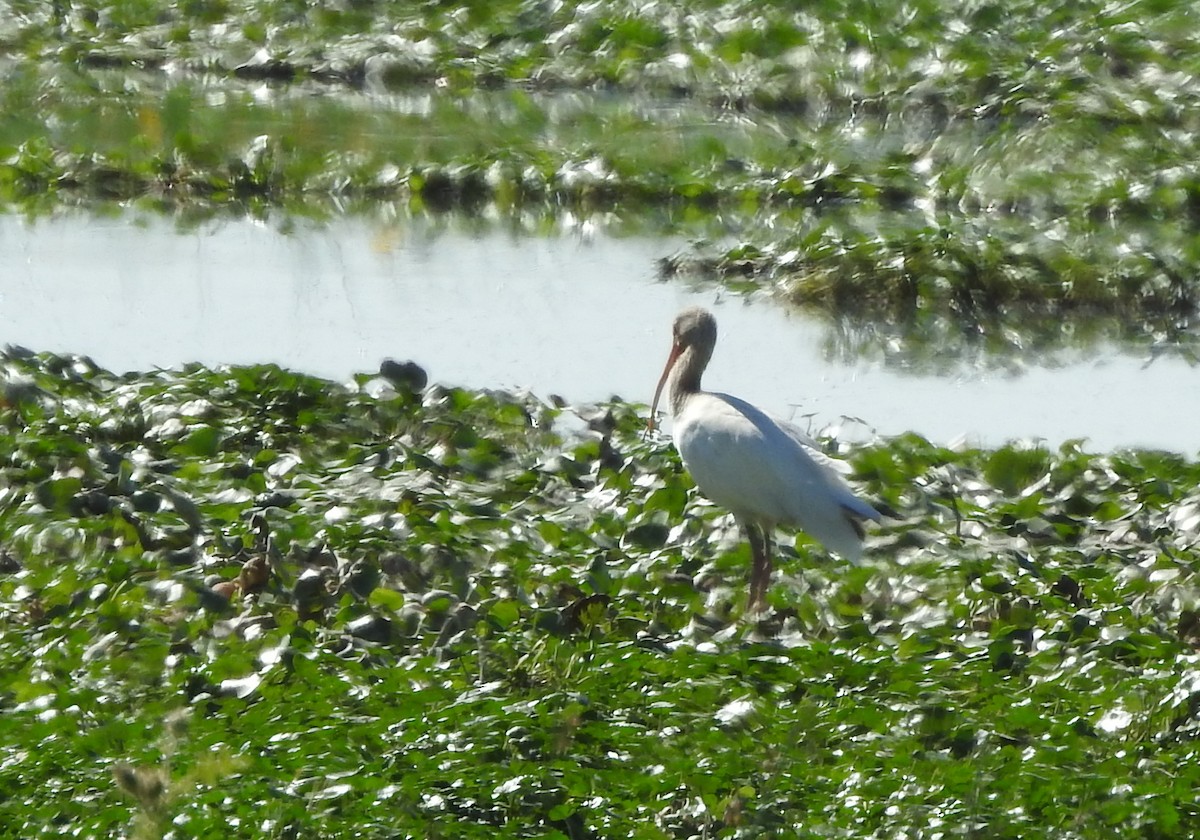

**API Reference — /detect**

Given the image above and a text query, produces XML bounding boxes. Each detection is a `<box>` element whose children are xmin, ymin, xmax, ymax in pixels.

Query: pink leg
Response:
<box><xmin>744</xmin><ymin>522</ymin><xmax>774</xmax><ymax>611</ymax></box>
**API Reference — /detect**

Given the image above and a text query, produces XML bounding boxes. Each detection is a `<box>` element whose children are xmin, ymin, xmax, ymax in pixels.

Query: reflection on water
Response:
<box><xmin>820</xmin><ymin>310</ymin><xmax>1200</xmax><ymax>377</ymax></box>
<box><xmin>0</xmin><ymin>208</ymin><xmax>1197</xmax><ymax>454</ymax></box>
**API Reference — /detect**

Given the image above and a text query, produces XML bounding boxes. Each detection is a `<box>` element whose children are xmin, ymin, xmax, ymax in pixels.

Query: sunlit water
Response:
<box><xmin>1</xmin><ymin>210</ymin><xmax>1197</xmax><ymax>454</ymax></box>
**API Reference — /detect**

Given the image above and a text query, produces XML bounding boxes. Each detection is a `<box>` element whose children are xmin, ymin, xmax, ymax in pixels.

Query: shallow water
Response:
<box><xmin>1</xmin><ymin>210</ymin><xmax>1197</xmax><ymax>454</ymax></box>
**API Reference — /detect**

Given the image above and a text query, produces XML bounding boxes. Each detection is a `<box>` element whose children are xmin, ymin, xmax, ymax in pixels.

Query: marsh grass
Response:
<box><xmin>111</xmin><ymin>710</ymin><xmax>246</xmax><ymax>840</ymax></box>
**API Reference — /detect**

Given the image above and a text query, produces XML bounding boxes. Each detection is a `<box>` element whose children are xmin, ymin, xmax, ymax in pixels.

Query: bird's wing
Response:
<box><xmin>712</xmin><ymin>393</ymin><xmax>877</xmax><ymax>511</ymax></box>
<box><xmin>756</xmin><ymin>405</ymin><xmax>882</xmax><ymax>523</ymax></box>
<box><xmin>774</xmin><ymin>416</ymin><xmax>852</xmax><ymax>476</ymax></box>
<box><xmin>675</xmin><ymin>393</ymin><xmax>879</xmax><ymax>558</ymax></box>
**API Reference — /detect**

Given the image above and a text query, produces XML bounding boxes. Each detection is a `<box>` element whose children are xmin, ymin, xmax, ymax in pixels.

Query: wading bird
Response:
<box><xmin>650</xmin><ymin>306</ymin><xmax>881</xmax><ymax>610</ymax></box>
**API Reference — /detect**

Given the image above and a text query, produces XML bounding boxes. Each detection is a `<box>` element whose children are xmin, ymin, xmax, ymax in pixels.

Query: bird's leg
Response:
<box><xmin>744</xmin><ymin>521</ymin><xmax>774</xmax><ymax>611</ymax></box>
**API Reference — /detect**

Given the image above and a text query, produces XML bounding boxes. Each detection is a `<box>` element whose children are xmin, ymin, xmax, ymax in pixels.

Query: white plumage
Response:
<box><xmin>650</xmin><ymin>307</ymin><xmax>881</xmax><ymax>609</ymax></box>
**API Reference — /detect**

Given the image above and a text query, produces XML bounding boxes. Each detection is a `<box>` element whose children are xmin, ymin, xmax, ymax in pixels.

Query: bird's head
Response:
<box><xmin>648</xmin><ymin>307</ymin><xmax>718</xmax><ymax>431</ymax></box>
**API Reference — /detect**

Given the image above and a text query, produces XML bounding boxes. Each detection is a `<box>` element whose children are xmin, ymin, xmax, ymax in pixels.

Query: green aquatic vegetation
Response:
<box><xmin>1</xmin><ymin>350</ymin><xmax>1199</xmax><ymax>836</ymax></box>
<box><xmin>0</xmin><ymin>69</ymin><xmax>821</xmax><ymax>210</ymax></box>
<box><xmin>670</xmin><ymin>196</ymin><xmax>1200</xmax><ymax>364</ymax></box>
<box><xmin>4</xmin><ymin>0</ymin><xmax>1197</xmax><ymax>115</ymax></box>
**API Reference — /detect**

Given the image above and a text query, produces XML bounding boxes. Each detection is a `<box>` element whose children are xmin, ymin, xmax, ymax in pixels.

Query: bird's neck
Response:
<box><xmin>669</xmin><ymin>345</ymin><xmax>709</xmax><ymax>416</ymax></box>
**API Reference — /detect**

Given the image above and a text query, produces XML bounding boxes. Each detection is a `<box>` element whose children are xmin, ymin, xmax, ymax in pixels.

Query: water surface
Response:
<box><xmin>2</xmin><ymin>210</ymin><xmax>1196</xmax><ymax>454</ymax></box>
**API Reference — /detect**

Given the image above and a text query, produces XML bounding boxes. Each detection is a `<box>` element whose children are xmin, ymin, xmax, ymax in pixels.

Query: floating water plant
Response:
<box><xmin>0</xmin><ymin>349</ymin><xmax>1197</xmax><ymax>835</ymax></box>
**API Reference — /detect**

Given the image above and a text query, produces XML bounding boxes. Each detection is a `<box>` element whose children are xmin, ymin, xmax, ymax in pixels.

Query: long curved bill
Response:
<box><xmin>647</xmin><ymin>342</ymin><xmax>683</xmax><ymax>433</ymax></box>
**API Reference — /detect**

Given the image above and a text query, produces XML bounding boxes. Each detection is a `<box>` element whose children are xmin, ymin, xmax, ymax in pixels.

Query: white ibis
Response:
<box><xmin>650</xmin><ymin>306</ymin><xmax>881</xmax><ymax>610</ymax></box>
